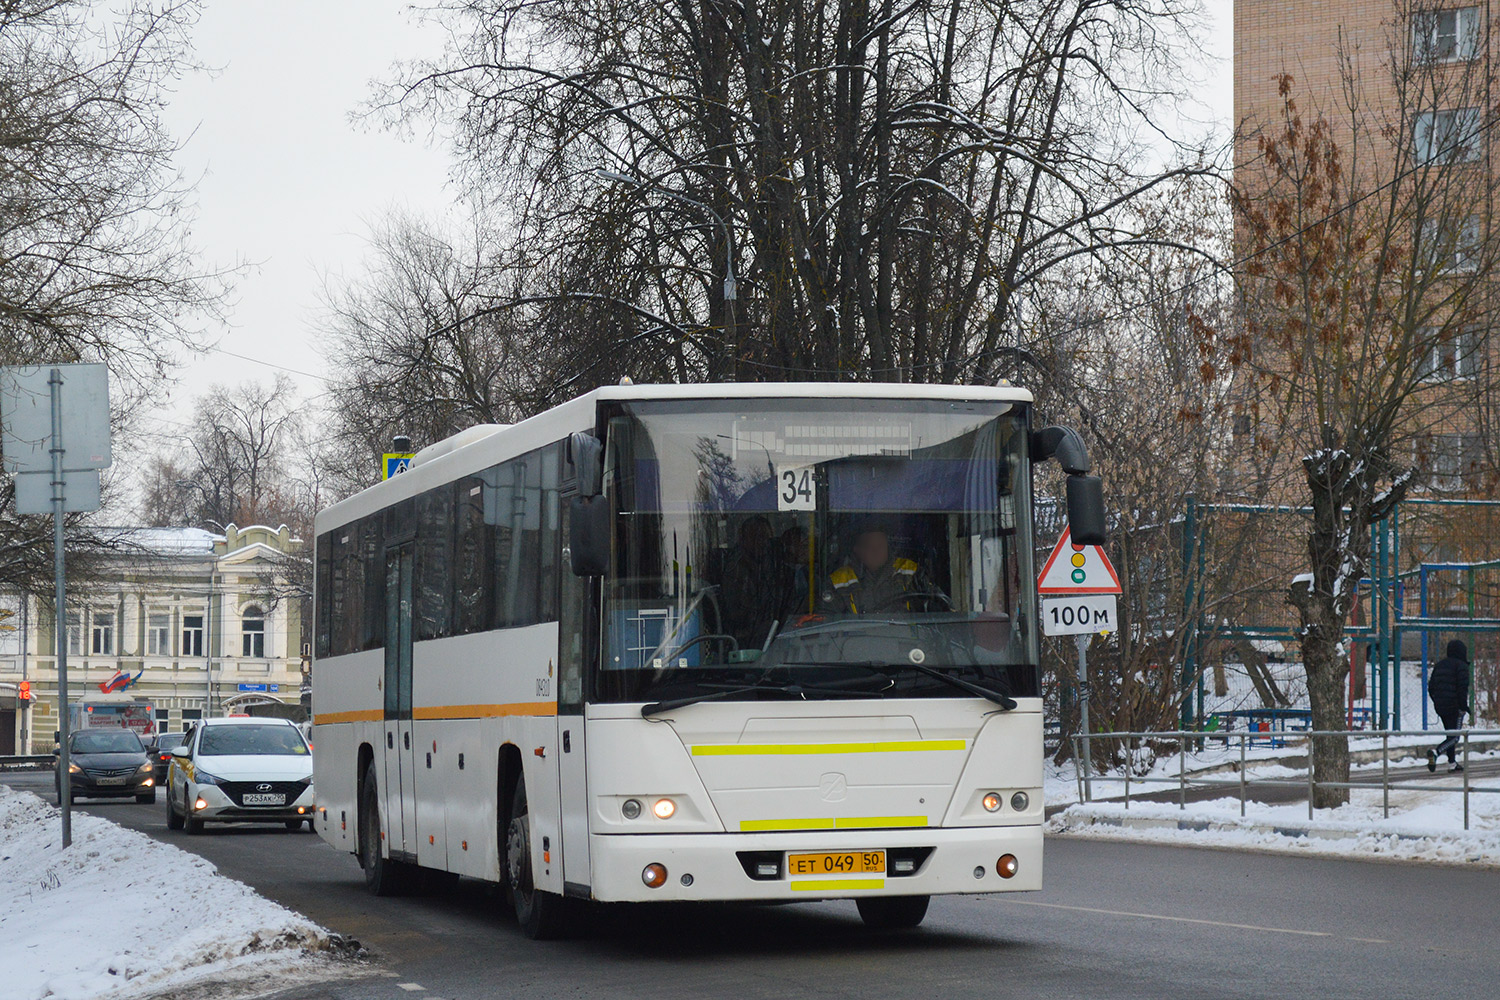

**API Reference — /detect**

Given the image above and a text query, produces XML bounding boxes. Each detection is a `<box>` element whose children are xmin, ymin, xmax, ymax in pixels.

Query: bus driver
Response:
<box><xmin>822</xmin><ymin>524</ymin><xmax>941</xmax><ymax>614</ymax></box>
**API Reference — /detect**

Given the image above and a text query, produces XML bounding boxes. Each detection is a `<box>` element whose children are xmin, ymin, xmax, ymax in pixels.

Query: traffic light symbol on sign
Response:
<box><xmin>17</xmin><ymin>680</ymin><xmax>32</xmax><ymax>701</ymax></box>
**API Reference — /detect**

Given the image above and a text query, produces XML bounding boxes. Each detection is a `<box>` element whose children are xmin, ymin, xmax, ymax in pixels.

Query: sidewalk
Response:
<box><xmin>1047</xmin><ymin>766</ymin><xmax>1500</xmax><ymax>868</ymax></box>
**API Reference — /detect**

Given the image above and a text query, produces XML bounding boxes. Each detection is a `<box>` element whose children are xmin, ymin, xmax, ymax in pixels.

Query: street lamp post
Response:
<box><xmin>594</xmin><ymin>170</ymin><xmax>739</xmax><ymax>372</ymax></box>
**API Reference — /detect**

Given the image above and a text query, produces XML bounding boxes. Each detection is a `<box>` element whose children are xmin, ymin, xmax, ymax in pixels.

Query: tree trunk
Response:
<box><xmin>1302</xmin><ymin>613</ymin><xmax>1351</xmax><ymax>809</ymax></box>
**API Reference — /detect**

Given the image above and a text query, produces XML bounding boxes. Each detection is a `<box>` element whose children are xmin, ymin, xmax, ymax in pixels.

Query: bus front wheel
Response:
<box><xmin>360</xmin><ymin>762</ymin><xmax>411</xmax><ymax>896</ymax></box>
<box><xmin>505</xmin><ymin>777</ymin><xmax>568</xmax><ymax>939</ymax></box>
<box><xmin>856</xmin><ymin>895</ymin><xmax>930</xmax><ymax>930</ymax></box>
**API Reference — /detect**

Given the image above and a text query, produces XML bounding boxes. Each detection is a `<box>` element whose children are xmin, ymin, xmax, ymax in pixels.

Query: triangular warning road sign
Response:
<box><xmin>1038</xmin><ymin>528</ymin><xmax>1122</xmax><ymax>595</ymax></box>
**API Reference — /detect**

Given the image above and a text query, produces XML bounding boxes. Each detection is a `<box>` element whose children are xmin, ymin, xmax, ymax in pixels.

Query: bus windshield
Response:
<box><xmin>594</xmin><ymin>398</ymin><xmax>1038</xmax><ymax>704</ymax></box>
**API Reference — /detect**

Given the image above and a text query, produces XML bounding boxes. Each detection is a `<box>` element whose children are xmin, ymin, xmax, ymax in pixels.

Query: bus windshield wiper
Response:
<box><xmin>640</xmin><ymin>676</ymin><xmax>889</xmax><ymax>718</ymax></box>
<box><xmin>778</xmin><ymin>660</ymin><xmax>1018</xmax><ymax>712</ymax></box>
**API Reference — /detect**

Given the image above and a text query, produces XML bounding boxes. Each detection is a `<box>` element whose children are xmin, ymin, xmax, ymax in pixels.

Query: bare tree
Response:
<box><xmin>374</xmin><ymin>0</ymin><xmax>1215</xmax><ymax>388</ymax></box>
<box><xmin>1223</xmin><ymin>5</ymin><xmax>1500</xmax><ymax>806</ymax></box>
<box><xmin>143</xmin><ymin>377</ymin><xmax>311</xmax><ymax>535</ymax></box>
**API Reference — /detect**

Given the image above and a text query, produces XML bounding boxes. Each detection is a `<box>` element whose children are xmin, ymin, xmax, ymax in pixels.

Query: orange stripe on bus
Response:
<box><xmin>314</xmin><ymin>703</ymin><xmax>556</xmax><ymax>724</ymax></box>
<box><xmin>313</xmin><ymin>709</ymin><xmax>384</xmax><ymax>724</ymax></box>
<box><xmin>412</xmin><ymin>703</ymin><xmax>557</xmax><ymax>720</ymax></box>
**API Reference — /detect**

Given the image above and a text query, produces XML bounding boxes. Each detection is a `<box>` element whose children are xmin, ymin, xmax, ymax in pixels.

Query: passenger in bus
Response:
<box><xmin>821</xmin><ymin>524</ymin><xmax>941</xmax><ymax>614</ymax></box>
<box><xmin>720</xmin><ymin>516</ymin><xmax>784</xmax><ymax>647</ymax></box>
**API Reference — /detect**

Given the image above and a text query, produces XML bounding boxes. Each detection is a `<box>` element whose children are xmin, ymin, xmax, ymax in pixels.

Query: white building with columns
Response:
<box><xmin>0</xmin><ymin>524</ymin><xmax>307</xmax><ymax>754</ymax></box>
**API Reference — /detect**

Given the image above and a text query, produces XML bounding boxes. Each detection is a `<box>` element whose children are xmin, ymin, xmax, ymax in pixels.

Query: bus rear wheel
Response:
<box><xmin>856</xmin><ymin>895</ymin><xmax>930</xmax><ymax>930</ymax></box>
<box><xmin>505</xmin><ymin>776</ymin><xmax>568</xmax><ymax>939</ymax></box>
<box><xmin>360</xmin><ymin>762</ymin><xmax>412</xmax><ymax>896</ymax></box>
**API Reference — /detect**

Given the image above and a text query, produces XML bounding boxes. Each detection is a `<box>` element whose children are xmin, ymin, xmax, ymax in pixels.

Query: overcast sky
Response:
<box><xmin>147</xmin><ymin>1</ymin><xmax>1234</xmax><ymax>442</ymax></box>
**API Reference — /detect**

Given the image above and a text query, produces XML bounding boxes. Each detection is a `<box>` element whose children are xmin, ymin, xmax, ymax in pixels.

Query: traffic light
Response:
<box><xmin>17</xmin><ymin>680</ymin><xmax>32</xmax><ymax>701</ymax></box>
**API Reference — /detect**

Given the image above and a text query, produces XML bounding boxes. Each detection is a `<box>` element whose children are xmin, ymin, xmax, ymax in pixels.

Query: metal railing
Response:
<box><xmin>1068</xmin><ymin>728</ymin><xmax>1500</xmax><ymax>831</ymax></box>
<box><xmin>0</xmin><ymin>754</ymin><xmax>54</xmax><ymax>770</ymax></box>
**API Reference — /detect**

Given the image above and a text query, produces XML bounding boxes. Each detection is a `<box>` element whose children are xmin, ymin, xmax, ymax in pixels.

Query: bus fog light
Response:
<box><xmin>982</xmin><ymin>792</ymin><xmax>1002</xmax><ymax>812</ymax></box>
<box><xmin>621</xmin><ymin>798</ymin><xmax>642</xmax><ymax>820</ymax></box>
<box><xmin>642</xmin><ymin>863</ymin><xmax>668</xmax><ymax>888</ymax></box>
<box><xmin>973</xmin><ymin>866</ymin><xmax>985</xmax><ymax>879</ymax></box>
<box><xmin>996</xmin><ymin>854</ymin><xmax>1019</xmax><ymax>879</ymax></box>
<box><xmin>652</xmin><ymin>798</ymin><xmax>676</xmax><ymax>819</ymax></box>
<box><xmin>1010</xmin><ymin>791</ymin><xmax>1030</xmax><ymax>812</ymax></box>
<box><xmin>755</xmin><ymin>862</ymin><xmax>780</xmax><ymax>878</ymax></box>
<box><xmin>893</xmin><ymin>858</ymin><xmax>916</xmax><ymax>874</ymax></box>
<box><xmin>680</xmin><ymin>873</ymin><xmax>694</xmax><ymax>886</ymax></box>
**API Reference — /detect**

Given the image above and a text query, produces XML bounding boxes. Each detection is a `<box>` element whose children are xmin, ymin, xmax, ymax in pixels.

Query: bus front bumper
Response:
<box><xmin>586</xmin><ymin>824</ymin><xmax>1042</xmax><ymax>903</ymax></box>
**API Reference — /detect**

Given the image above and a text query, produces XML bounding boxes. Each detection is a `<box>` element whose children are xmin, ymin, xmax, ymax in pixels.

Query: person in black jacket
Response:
<box><xmin>1427</xmin><ymin>639</ymin><xmax>1472</xmax><ymax>773</ymax></box>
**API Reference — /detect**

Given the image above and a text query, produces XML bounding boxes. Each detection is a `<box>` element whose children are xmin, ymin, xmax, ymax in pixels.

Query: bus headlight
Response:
<box><xmin>982</xmin><ymin>792</ymin><xmax>1002</xmax><ymax>812</ymax></box>
<box><xmin>621</xmin><ymin>799</ymin><xmax>642</xmax><ymax>820</ymax></box>
<box><xmin>1010</xmin><ymin>791</ymin><xmax>1030</xmax><ymax>812</ymax></box>
<box><xmin>652</xmin><ymin>798</ymin><xmax>676</xmax><ymax>820</ymax></box>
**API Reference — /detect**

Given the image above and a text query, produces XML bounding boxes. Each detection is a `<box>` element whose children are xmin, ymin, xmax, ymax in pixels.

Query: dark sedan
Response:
<box><xmin>56</xmin><ymin>728</ymin><xmax>156</xmax><ymax>803</ymax></box>
<box><xmin>149</xmin><ymin>732</ymin><xmax>188</xmax><ymax>784</ymax></box>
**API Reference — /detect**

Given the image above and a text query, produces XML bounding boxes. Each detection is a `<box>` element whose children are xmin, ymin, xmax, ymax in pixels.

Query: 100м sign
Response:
<box><xmin>1041</xmin><ymin>595</ymin><xmax>1117</xmax><ymax>636</ymax></box>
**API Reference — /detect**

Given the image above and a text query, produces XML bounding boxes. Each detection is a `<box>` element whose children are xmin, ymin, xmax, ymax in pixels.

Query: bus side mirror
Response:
<box><xmin>1066</xmin><ymin>475</ymin><xmax>1107</xmax><ymax>546</ymax></box>
<box><xmin>569</xmin><ymin>495</ymin><xmax>610</xmax><ymax>576</ymax></box>
<box><xmin>568</xmin><ymin>431</ymin><xmax>604</xmax><ymax>498</ymax></box>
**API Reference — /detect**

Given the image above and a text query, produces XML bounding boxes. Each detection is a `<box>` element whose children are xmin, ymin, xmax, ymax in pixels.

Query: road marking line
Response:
<box><xmin>1002</xmin><ymin>900</ymin><xmax>1330</xmax><ymax>937</ymax></box>
<box><xmin>397</xmin><ymin>984</ymin><xmax>426</xmax><ymax>992</ymax></box>
<box><xmin>1348</xmin><ymin>937</ymin><xmax>1391</xmax><ymax>944</ymax></box>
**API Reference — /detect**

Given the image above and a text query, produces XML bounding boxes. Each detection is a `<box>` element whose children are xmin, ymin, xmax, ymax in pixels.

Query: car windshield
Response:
<box><xmin>199</xmin><ymin>725</ymin><xmax>309</xmax><ymax>757</ymax></box>
<box><xmin>157</xmin><ymin>734</ymin><xmax>186</xmax><ymax>751</ymax></box>
<box><xmin>594</xmin><ymin>397</ymin><xmax>1038</xmax><ymax>704</ymax></box>
<box><xmin>72</xmin><ymin>730</ymin><xmax>143</xmax><ymax>753</ymax></box>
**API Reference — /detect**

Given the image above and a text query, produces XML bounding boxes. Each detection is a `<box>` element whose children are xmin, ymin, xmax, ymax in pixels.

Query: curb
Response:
<box><xmin>1051</xmin><ymin>809</ymin><xmax>1500</xmax><ymax>866</ymax></box>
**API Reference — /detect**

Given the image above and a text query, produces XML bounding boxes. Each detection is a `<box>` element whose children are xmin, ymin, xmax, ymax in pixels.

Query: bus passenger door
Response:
<box><xmin>556</xmin><ymin>503</ymin><xmax>591</xmax><ymax>894</ymax></box>
<box><xmin>383</xmin><ymin>542</ymin><xmax>418</xmax><ymax>859</ymax></box>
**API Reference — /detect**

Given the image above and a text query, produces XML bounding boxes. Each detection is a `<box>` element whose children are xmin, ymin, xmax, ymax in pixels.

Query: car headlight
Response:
<box><xmin>295</xmin><ymin>774</ymin><xmax>313</xmax><ymax>786</ymax></box>
<box><xmin>68</xmin><ymin>763</ymin><xmax>82</xmax><ymax>774</ymax></box>
<box><xmin>193</xmin><ymin>769</ymin><xmax>222</xmax><ymax>785</ymax></box>
<box><xmin>136</xmin><ymin>761</ymin><xmax>154</xmax><ymax>773</ymax></box>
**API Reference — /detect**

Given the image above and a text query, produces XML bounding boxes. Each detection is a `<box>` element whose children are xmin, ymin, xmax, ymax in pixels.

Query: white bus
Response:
<box><xmin>311</xmin><ymin>383</ymin><xmax>1105</xmax><ymax>937</ymax></box>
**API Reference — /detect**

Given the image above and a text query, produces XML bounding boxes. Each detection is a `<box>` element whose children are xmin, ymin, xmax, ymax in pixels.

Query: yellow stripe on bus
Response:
<box><xmin>740</xmin><ymin>816</ymin><xmax>928</xmax><ymax>832</ymax></box>
<box><xmin>692</xmin><ymin>739</ymin><xmax>964</xmax><ymax>757</ymax></box>
<box><xmin>790</xmin><ymin>879</ymin><xmax>885</xmax><ymax>892</ymax></box>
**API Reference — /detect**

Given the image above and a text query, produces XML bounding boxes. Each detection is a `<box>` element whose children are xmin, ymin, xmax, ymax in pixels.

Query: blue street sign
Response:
<box><xmin>383</xmin><ymin>453</ymin><xmax>415</xmax><ymax>479</ymax></box>
<box><xmin>237</xmin><ymin>683</ymin><xmax>268</xmax><ymax>692</ymax></box>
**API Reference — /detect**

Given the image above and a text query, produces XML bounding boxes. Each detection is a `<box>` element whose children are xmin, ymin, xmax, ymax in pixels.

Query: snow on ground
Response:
<box><xmin>0</xmin><ymin>785</ymin><xmax>350</xmax><ymax>1000</ymax></box>
<box><xmin>1046</xmin><ymin>754</ymin><xmax>1500</xmax><ymax>867</ymax></box>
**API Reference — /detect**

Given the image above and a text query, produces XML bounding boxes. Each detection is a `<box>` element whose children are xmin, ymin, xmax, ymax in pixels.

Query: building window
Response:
<box><xmin>66</xmin><ymin>611</ymin><xmax>81</xmax><ymax>655</ymax></box>
<box><xmin>242</xmin><ymin>606</ymin><xmax>265</xmax><ymax>658</ymax></box>
<box><xmin>154</xmin><ymin>707</ymin><xmax>170</xmax><ymax>734</ymax></box>
<box><xmin>1414</xmin><ymin>108</ymin><xmax>1483</xmax><ymax>163</ymax></box>
<box><xmin>91</xmin><ymin>610</ymin><xmax>114</xmax><ymax>655</ymax></box>
<box><xmin>1414</xmin><ymin>7</ymin><xmax>1481</xmax><ymax>62</ymax></box>
<box><xmin>1417</xmin><ymin>432</ymin><xmax>1483</xmax><ymax>490</ymax></box>
<box><xmin>147</xmin><ymin>612</ymin><xmax>171</xmax><ymax>656</ymax></box>
<box><xmin>181</xmin><ymin>707</ymin><xmax>202</xmax><ymax>729</ymax></box>
<box><xmin>1418</xmin><ymin>327</ymin><xmax>1484</xmax><ymax>381</ymax></box>
<box><xmin>182</xmin><ymin>613</ymin><xmax>204</xmax><ymax>657</ymax></box>
<box><xmin>1419</xmin><ymin>215</ymin><xmax>1482</xmax><ymax>273</ymax></box>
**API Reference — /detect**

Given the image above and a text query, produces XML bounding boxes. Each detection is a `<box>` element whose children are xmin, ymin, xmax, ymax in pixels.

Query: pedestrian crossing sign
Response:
<box><xmin>1037</xmin><ymin>528</ymin><xmax>1122</xmax><ymax>595</ymax></box>
<box><xmin>383</xmin><ymin>453</ymin><xmax>415</xmax><ymax>480</ymax></box>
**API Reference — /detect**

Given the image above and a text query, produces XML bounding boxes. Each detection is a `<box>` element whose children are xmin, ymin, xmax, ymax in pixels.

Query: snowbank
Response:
<box><xmin>0</xmin><ymin>785</ymin><xmax>341</xmax><ymax>1000</ymax></box>
<box><xmin>1049</xmin><ymin>775</ymin><xmax>1500</xmax><ymax>867</ymax></box>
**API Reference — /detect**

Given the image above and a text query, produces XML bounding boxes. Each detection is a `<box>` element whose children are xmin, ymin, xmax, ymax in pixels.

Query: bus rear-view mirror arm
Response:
<box><xmin>1031</xmin><ymin>425</ymin><xmax>1107</xmax><ymax>546</ymax></box>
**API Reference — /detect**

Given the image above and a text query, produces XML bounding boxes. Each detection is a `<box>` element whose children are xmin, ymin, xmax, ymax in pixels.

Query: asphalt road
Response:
<box><xmin>8</xmin><ymin>772</ymin><xmax>1499</xmax><ymax>1000</ymax></box>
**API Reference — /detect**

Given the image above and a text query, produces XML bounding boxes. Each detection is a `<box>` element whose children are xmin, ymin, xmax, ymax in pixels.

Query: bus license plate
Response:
<box><xmin>242</xmin><ymin>793</ymin><xmax>285</xmax><ymax>806</ymax></box>
<box><xmin>786</xmin><ymin>850</ymin><xmax>886</xmax><ymax>876</ymax></box>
